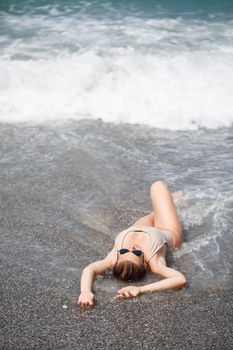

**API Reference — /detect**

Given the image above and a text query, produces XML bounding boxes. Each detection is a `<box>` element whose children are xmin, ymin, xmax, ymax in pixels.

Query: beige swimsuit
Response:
<box><xmin>114</xmin><ymin>226</ymin><xmax>174</xmax><ymax>263</ymax></box>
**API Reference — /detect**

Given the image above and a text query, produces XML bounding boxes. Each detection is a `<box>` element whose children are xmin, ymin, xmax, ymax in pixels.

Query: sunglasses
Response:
<box><xmin>118</xmin><ymin>248</ymin><xmax>144</xmax><ymax>256</ymax></box>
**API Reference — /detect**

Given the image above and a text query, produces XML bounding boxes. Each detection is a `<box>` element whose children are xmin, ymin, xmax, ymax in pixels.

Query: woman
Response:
<box><xmin>77</xmin><ymin>181</ymin><xmax>186</xmax><ymax>308</ymax></box>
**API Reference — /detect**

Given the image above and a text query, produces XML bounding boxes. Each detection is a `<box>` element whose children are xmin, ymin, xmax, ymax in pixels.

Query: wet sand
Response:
<box><xmin>1</xmin><ymin>232</ymin><xmax>233</xmax><ymax>350</ymax></box>
<box><xmin>1</xmin><ymin>121</ymin><xmax>233</xmax><ymax>349</ymax></box>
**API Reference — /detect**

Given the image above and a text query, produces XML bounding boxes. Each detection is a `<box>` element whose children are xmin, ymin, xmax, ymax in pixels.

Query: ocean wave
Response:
<box><xmin>1</xmin><ymin>11</ymin><xmax>233</xmax><ymax>129</ymax></box>
<box><xmin>1</xmin><ymin>50</ymin><xmax>233</xmax><ymax>129</ymax></box>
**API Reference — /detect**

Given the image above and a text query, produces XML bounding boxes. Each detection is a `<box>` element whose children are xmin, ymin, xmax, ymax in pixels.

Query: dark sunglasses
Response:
<box><xmin>118</xmin><ymin>248</ymin><xmax>143</xmax><ymax>256</ymax></box>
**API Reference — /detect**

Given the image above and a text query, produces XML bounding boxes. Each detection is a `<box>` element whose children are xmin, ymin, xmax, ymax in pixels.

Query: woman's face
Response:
<box><xmin>117</xmin><ymin>246</ymin><xmax>147</xmax><ymax>268</ymax></box>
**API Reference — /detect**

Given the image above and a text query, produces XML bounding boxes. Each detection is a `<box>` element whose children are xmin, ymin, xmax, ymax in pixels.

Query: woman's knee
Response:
<box><xmin>150</xmin><ymin>180</ymin><xmax>168</xmax><ymax>195</ymax></box>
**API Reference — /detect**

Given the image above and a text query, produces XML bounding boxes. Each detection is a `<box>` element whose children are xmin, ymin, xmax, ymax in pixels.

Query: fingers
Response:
<box><xmin>78</xmin><ymin>301</ymin><xmax>94</xmax><ymax>308</ymax></box>
<box><xmin>77</xmin><ymin>291</ymin><xmax>95</xmax><ymax>308</ymax></box>
<box><xmin>116</xmin><ymin>293</ymin><xmax>130</xmax><ymax>299</ymax></box>
<box><xmin>117</xmin><ymin>287</ymin><xmax>128</xmax><ymax>294</ymax></box>
<box><xmin>116</xmin><ymin>289</ymin><xmax>132</xmax><ymax>299</ymax></box>
<box><xmin>116</xmin><ymin>292</ymin><xmax>130</xmax><ymax>298</ymax></box>
<box><xmin>116</xmin><ymin>286</ymin><xmax>140</xmax><ymax>299</ymax></box>
<box><xmin>77</xmin><ymin>287</ymin><xmax>138</xmax><ymax>306</ymax></box>
<box><xmin>81</xmin><ymin>299</ymin><xmax>93</xmax><ymax>306</ymax></box>
<box><xmin>77</xmin><ymin>298</ymin><xmax>94</xmax><ymax>308</ymax></box>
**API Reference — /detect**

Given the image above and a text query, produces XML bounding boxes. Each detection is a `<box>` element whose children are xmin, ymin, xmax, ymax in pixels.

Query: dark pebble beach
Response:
<box><xmin>1</xmin><ymin>121</ymin><xmax>233</xmax><ymax>350</ymax></box>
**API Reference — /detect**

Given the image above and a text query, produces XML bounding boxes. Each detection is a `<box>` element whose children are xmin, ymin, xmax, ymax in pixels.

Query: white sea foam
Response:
<box><xmin>174</xmin><ymin>193</ymin><xmax>233</xmax><ymax>259</ymax></box>
<box><xmin>1</xmin><ymin>12</ymin><xmax>233</xmax><ymax>129</ymax></box>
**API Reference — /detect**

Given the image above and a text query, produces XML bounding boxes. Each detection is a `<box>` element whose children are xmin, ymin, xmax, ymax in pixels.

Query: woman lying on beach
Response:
<box><xmin>77</xmin><ymin>181</ymin><xmax>186</xmax><ymax>307</ymax></box>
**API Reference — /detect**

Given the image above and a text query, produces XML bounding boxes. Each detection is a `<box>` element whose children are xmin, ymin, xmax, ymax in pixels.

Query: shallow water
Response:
<box><xmin>1</xmin><ymin>120</ymin><xmax>232</xmax><ymax>294</ymax></box>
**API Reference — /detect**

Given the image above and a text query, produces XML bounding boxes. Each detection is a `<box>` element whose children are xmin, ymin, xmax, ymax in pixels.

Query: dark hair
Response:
<box><xmin>113</xmin><ymin>259</ymin><xmax>146</xmax><ymax>281</ymax></box>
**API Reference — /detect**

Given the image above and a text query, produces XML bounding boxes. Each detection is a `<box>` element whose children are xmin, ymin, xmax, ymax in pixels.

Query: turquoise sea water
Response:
<box><xmin>1</xmin><ymin>0</ymin><xmax>233</xmax><ymax>17</ymax></box>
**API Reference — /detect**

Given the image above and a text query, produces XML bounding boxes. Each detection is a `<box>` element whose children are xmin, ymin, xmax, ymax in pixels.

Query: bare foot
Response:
<box><xmin>172</xmin><ymin>191</ymin><xmax>184</xmax><ymax>200</ymax></box>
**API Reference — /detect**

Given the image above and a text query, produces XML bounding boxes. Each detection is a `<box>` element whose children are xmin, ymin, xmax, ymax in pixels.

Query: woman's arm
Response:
<box><xmin>116</xmin><ymin>253</ymin><xmax>186</xmax><ymax>299</ymax></box>
<box><xmin>139</xmin><ymin>264</ymin><xmax>186</xmax><ymax>294</ymax></box>
<box><xmin>77</xmin><ymin>248</ymin><xmax>116</xmax><ymax>307</ymax></box>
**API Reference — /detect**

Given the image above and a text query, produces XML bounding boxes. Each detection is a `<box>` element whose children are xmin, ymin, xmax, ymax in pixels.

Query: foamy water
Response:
<box><xmin>1</xmin><ymin>3</ymin><xmax>233</xmax><ymax>129</ymax></box>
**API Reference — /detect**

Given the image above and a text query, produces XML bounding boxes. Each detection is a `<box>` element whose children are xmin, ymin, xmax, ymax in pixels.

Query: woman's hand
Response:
<box><xmin>77</xmin><ymin>291</ymin><xmax>95</xmax><ymax>307</ymax></box>
<box><xmin>116</xmin><ymin>286</ymin><xmax>141</xmax><ymax>299</ymax></box>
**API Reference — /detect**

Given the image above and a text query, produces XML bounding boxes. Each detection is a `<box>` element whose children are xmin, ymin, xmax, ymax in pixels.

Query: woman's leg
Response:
<box><xmin>150</xmin><ymin>181</ymin><xmax>182</xmax><ymax>247</ymax></box>
<box><xmin>133</xmin><ymin>213</ymin><xmax>155</xmax><ymax>227</ymax></box>
<box><xmin>132</xmin><ymin>191</ymin><xmax>184</xmax><ymax>229</ymax></box>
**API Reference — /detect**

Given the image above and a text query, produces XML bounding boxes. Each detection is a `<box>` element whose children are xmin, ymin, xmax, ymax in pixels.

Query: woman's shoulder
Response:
<box><xmin>147</xmin><ymin>245</ymin><xmax>167</xmax><ymax>272</ymax></box>
<box><xmin>104</xmin><ymin>247</ymin><xmax>118</xmax><ymax>266</ymax></box>
<box><xmin>114</xmin><ymin>226</ymin><xmax>135</xmax><ymax>249</ymax></box>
